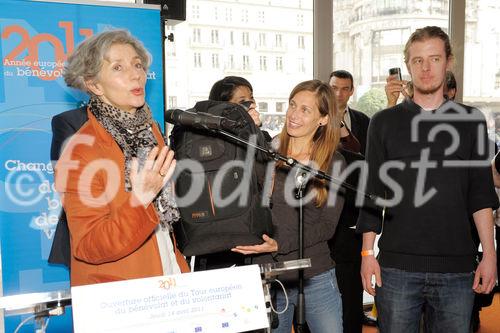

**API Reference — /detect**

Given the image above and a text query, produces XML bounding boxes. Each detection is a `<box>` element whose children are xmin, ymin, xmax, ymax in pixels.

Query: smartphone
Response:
<box><xmin>389</xmin><ymin>67</ymin><xmax>402</xmax><ymax>81</ymax></box>
<box><xmin>240</xmin><ymin>100</ymin><xmax>253</xmax><ymax>111</ymax></box>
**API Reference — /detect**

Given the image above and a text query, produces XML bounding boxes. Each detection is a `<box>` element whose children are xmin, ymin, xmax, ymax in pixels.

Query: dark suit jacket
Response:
<box><xmin>48</xmin><ymin>106</ymin><xmax>88</xmax><ymax>268</ymax></box>
<box><xmin>346</xmin><ymin>107</ymin><xmax>370</xmax><ymax>155</ymax></box>
<box><xmin>330</xmin><ymin>108</ymin><xmax>370</xmax><ymax>263</ymax></box>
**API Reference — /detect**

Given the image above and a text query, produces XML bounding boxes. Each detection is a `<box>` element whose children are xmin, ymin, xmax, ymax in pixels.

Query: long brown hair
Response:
<box><xmin>277</xmin><ymin>79</ymin><xmax>341</xmax><ymax>207</ymax></box>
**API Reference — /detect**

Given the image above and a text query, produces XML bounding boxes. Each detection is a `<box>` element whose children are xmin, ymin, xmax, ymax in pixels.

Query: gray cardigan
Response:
<box><xmin>253</xmin><ymin>152</ymin><xmax>346</xmax><ymax>282</ymax></box>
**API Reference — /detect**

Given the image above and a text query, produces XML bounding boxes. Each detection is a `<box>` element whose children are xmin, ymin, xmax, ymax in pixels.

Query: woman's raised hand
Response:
<box><xmin>247</xmin><ymin>102</ymin><xmax>262</xmax><ymax>127</ymax></box>
<box><xmin>130</xmin><ymin>146</ymin><xmax>176</xmax><ymax>207</ymax></box>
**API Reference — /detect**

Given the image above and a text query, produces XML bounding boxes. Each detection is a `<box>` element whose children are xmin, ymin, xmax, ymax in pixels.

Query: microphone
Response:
<box><xmin>165</xmin><ymin>109</ymin><xmax>242</xmax><ymax>131</ymax></box>
<box><xmin>295</xmin><ymin>168</ymin><xmax>312</xmax><ymax>189</ymax></box>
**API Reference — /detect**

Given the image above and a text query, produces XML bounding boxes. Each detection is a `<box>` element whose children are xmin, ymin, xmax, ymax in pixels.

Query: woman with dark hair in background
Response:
<box><xmin>209</xmin><ymin>76</ymin><xmax>261</xmax><ymax>125</ymax></box>
<box><xmin>232</xmin><ymin>80</ymin><xmax>345</xmax><ymax>333</ymax></box>
<box><xmin>444</xmin><ymin>70</ymin><xmax>457</xmax><ymax>100</ymax></box>
<box><xmin>209</xmin><ymin>76</ymin><xmax>273</xmax><ymax>141</ymax></box>
<box><xmin>192</xmin><ymin>76</ymin><xmax>270</xmax><ymax>271</ymax></box>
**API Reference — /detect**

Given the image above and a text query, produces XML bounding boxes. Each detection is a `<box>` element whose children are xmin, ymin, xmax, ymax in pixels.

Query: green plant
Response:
<box><xmin>355</xmin><ymin>88</ymin><xmax>387</xmax><ymax>117</ymax></box>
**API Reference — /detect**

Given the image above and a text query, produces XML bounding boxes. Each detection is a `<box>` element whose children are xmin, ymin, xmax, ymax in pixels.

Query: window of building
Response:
<box><xmin>168</xmin><ymin>96</ymin><xmax>177</xmax><ymax>109</ymax></box>
<box><xmin>211</xmin><ymin>30</ymin><xmax>219</xmax><ymax>44</ymax></box>
<box><xmin>259</xmin><ymin>102</ymin><xmax>268</xmax><ymax>112</ymax></box>
<box><xmin>242</xmin><ymin>55</ymin><xmax>250</xmax><ymax>70</ymax></box>
<box><xmin>259</xmin><ymin>56</ymin><xmax>267</xmax><ymax>71</ymax></box>
<box><xmin>276</xmin><ymin>56</ymin><xmax>283</xmax><ymax>71</ymax></box>
<box><xmin>226</xmin><ymin>8</ymin><xmax>232</xmax><ymax>22</ymax></box>
<box><xmin>241</xmin><ymin>9</ymin><xmax>248</xmax><ymax>23</ymax></box>
<box><xmin>275</xmin><ymin>33</ymin><xmax>283</xmax><ymax>47</ymax></box>
<box><xmin>276</xmin><ymin>102</ymin><xmax>286</xmax><ymax>113</ymax></box>
<box><xmin>298</xmin><ymin>57</ymin><xmax>305</xmax><ymax>72</ymax></box>
<box><xmin>259</xmin><ymin>33</ymin><xmax>266</xmax><ymax>47</ymax></box>
<box><xmin>213</xmin><ymin>7</ymin><xmax>218</xmax><ymax>20</ymax></box>
<box><xmin>192</xmin><ymin>28</ymin><xmax>201</xmax><ymax>43</ymax></box>
<box><xmin>372</xmin><ymin>28</ymin><xmax>409</xmax><ymax>46</ymax></box>
<box><xmin>297</xmin><ymin>13</ymin><xmax>304</xmax><ymax>26</ymax></box>
<box><xmin>166</xmin><ymin>44</ymin><xmax>176</xmax><ymax>57</ymax></box>
<box><xmin>192</xmin><ymin>5</ymin><xmax>200</xmax><ymax>19</ymax></box>
<box><xmin>370</xmin><ymin>28</ymin><xmax>411</xmax><ymax>82</ymax></box>
<box><xmin>258</xmin><ymin>10</ymin><xmax>265</xmax><ymax>23</ymax></box>
<box><xmin>194</xmin><ymin>52</ymin><xmax>202</xmax><ymax>68</ymax></box>
<box><xmin>228</xmin><ymin>55</ymin><xmax>235</xmax><ymax>70</ymax></box>
<box><xmin>230</xmin><ymin>31</ymin><xmax>234</xmax><ymax>45</ymax></box>
<box><xmin>298</xmin><ymin>35</ymin><xmax>305</xmax><ymax>49</ymax></box>
<box><xmin>242</xmin><ymin>32</ymin><xmax>250</xmax><ymax>46</ymax></box>
<box><xmin>212</xmin><ymin>53</ymin><xmax>220</xmax><ymax>68</ymax></box>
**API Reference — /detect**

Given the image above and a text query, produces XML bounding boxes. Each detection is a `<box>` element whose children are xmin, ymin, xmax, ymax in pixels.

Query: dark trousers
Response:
<box><xmin>376</xmin><ymin>267</ymin><xmax>474</xmax><ymax>333</ymax></box>
<box><xmin>335</xmin><ymin>261</ymin><xmax>364</xmax><ymax>333</ymax></box>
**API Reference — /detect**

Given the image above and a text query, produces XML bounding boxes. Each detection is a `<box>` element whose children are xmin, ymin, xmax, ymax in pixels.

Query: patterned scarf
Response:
<box><xmin>89</xmin><ymin>96</ymin><xmax>180</xmax><ymax>230</ymax></box>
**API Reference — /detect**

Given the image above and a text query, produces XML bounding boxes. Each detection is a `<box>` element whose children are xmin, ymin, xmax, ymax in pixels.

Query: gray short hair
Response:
<box><xmin>63</xmin><ymin>29</ymin><xmax>151</xmax><ymax>93</ymax></box>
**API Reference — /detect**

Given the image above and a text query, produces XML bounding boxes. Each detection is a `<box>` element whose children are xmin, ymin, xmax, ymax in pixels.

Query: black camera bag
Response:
<box><xmin>170</xmin><ymin>100</ymin><xmax>273</xmax><ymax>256</ymax></box>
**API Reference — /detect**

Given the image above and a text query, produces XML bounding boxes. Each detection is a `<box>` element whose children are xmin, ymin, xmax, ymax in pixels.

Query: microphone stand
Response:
<box><xmin>295</xmin><ymin>172</ymin><xmax>307</xmax><ymax>332</ymax></box>
<box><xmin>209</xmin><ymin>128</ymin><xmax>381</xmax><ymax>331</ymax></box>
<box><xmin>213</xmin><ymin>128</ymin><xmax>378</xmax><ymax>201</ymax></box>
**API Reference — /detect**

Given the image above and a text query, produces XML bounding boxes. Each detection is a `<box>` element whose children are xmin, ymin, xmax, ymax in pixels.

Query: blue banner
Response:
<box><xmin>0</xmin><ymin>1</ymin><xmax>163</xmax><ymax>331</ymax></box>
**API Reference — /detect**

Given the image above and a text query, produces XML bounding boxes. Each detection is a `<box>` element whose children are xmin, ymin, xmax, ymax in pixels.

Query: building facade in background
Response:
<box><xmin>332</xmin><ymin>0</ymin><xmax>500</xmax><ymax>121</ymax></box>
<box><xmin>161</xmin><ymin>0</ymin><xmax>499</xmax><ymax>135</ymax></box>
<box><xmin>165</xmin><ymin>0</ymin><xmax>313</xmax><ymax>136</ymax></box>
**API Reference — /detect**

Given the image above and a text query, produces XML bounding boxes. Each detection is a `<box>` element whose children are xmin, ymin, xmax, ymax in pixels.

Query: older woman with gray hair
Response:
<box><xmin>55</xmin><ymin>30</ymin><xmax>189</xmax><ymax>286</ymax></box>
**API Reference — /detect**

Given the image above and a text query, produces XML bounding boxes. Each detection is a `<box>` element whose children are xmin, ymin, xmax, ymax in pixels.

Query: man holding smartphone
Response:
<box><xmin>357</xmin><ymin>26</ymin><xmax>498</xmax><ymax>333</ymax></box>
<box><xmin>385</xmin><ymin>67</ymin><xmax>412</xmax><ymax>107</ymax></box>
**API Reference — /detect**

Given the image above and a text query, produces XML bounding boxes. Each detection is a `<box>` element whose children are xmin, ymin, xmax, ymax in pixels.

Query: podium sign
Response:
<box><xmin>71</xmin><ymin>265</ymin><xmax>268</xmax><ymax>333</ymax></box>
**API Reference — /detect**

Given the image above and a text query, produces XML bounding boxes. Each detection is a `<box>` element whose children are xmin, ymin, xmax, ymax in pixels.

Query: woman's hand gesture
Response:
<box><xmin>231</xmin><ymin>234</ymin><xmax>278</xmax><ymax>255</ymax></box>
<box><xmin>130</xmin><ymin>146</ymin><xmax>176</xmax><ymax>207</ymax></box>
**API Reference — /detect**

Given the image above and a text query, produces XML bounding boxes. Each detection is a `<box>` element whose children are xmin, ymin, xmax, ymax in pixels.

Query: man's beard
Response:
<box><xmin>414</xmin><ymin>81</ymin><xmax>444</xmax><ymax>96</ymax></box>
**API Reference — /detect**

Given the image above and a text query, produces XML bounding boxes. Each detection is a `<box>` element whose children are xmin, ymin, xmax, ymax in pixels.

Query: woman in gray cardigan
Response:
<box><xmin>232</xmin><ymin>79</ymin><xmax>345</xmax><ymax>333</ymax></box>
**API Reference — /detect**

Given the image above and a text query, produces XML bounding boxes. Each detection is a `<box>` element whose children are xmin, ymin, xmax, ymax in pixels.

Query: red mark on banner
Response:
<box><xmin>1</xmin><ymin>21</ymin><xmax>94</xmax><ymax>81</ymax></box>
<box><xmin>158</xmin><ymin>278</ymin><xmax>177</xmax><ymax>290</ymax></box>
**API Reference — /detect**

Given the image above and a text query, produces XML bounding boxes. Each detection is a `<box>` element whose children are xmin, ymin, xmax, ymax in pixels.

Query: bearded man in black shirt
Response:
<box><xmin>357</xmin><ymin>26</ymin><xmax>498</xmax><ymax>333</ymax></box>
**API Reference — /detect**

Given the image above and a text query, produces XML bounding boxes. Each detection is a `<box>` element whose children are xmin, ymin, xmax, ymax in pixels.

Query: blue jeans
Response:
<box><xmin>273</xmin><ymin>268</ymin><xmax>342</xmax><ymax>333</ymax></box>
<box><xmin>376</xmin><ymin>267</ymin><xmax>475</xmax><ymax>333</ymax></box>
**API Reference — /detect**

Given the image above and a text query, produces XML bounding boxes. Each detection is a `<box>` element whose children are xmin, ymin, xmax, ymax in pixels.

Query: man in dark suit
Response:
<box><xmin>328</xmin><ymin>70</ymin><xmax>371</xmax><ymax>333</ymax></box>
<box><xmin>48</xmin><ymin>106</ymin><xmax>88</xmax><ymax>268</ymax></box>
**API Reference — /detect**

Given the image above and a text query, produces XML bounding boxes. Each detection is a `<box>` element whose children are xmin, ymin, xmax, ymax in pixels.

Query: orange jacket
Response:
<box><xmin>55</xmin><ymin>109</ymin><xmax>189</xmax><ymax>286</ymax></box>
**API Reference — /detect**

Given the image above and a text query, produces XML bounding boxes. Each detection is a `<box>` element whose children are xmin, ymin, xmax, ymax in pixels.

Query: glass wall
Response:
<box><xmin>332</xmin><ymin>0</ymin><xmax>450</xmax><ymax>116</ymax></box>
<box><xmin>165</xmin><ymin>0</ymin><xmax>314</xmax><ymax>137</ymax></box>
<box><xmin>89</xmin><ymin>1</ymin><xmax>500</xmax><ymax>141</ymax></box>
<box><xmin>463</xmin><ymin>0</ymin><xmax>500</xmax><ymax>142</ymax></box>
